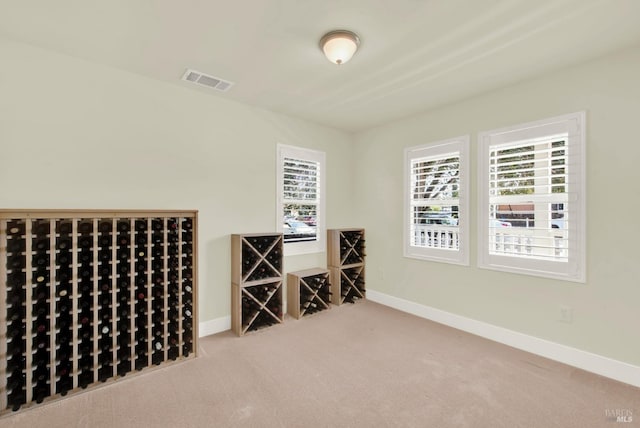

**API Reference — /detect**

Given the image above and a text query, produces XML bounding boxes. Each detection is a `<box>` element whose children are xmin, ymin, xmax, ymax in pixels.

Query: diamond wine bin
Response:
<box><xmin>327</xmin><ymin>229</ymin><xmax>366</xmax><ymax>305</ymax></box>
<box><xmin>231</xmin><ymin>233</ymin><xmax>283</xmax><ymax>336</ymax></box>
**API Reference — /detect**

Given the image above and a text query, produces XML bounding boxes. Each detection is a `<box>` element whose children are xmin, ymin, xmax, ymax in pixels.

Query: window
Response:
<box><xmin>478</xmin><ymin>112</ymin><xmax>586</xmax><ymax>282</ymax></box>
<box><xmin>276</xmin><ymin>144</ymin><xmax>325</xmax><ymax>256</ymax></box>
<box><xmin>404</xmin><ymin>136</ymin><xmax>469</xmax><ymax>265</ymax></box>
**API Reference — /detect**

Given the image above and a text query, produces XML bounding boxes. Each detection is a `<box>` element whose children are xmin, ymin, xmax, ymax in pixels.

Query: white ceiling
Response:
<box><xmin>2</xmin><ymin>0</ymin><xmax>640</xmax><ymax>132</ymax></box>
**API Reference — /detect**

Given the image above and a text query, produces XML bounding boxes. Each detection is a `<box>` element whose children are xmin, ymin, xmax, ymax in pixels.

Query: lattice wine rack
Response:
<box><xmin>327</xmin><ymin>228</ymin><xmax>366</xmax><ymax>305</ymax></box>
<box><xmin>287</xmin><ymin>268</ymin><xmax>331</xmax><ymax>319</ymax></box>
<box><xmin>0</xmin><ymin>209</ymin><xmax>197</xmax><ymax>415</ymax></box>
<box><xmin>231</xmin><ymin>233</ymin><xmax>283</xmax><ymax>336</ymax></box>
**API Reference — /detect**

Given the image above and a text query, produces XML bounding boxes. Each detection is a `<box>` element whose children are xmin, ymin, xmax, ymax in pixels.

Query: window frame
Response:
<box><xmin>276</xmin><ymin>144</ymin><xmax>326</xmax><ymax>256</ymax></box>
<box><xmin>403</xmin><ymin>136</ymin><xmax>470</xmax><ymax>266</ymax></box>
<box><xmin>477</xmin><ymin>112</ymin><xmax>586</xmax><ymax>282</ymax></box>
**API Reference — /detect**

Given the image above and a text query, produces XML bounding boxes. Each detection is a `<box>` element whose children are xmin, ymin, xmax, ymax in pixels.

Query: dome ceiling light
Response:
<box><xmin>319</xmin><ymin>30</ymin><xmax>360</xmax><ymax>65</ymax></box>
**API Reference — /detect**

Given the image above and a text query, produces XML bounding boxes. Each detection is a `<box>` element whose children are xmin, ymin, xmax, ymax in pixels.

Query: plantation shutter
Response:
<box><xmin>282</xmin><ymin>157</ymin><xmax>319</xmax><ymax>243</ymax></box>
<box><xmin>479</xmin><ymin>112</ymin><xmax>586</xmax><ymax>282</ymax></box>
<box><xmin>488</xmin><ymin>135</ymin><xmax>570</xmax><ymax>261</ymax></box>
<box><xmin>410</xmin><ymin>151</ymin><xmax>461</xmax><ymax>250</ymax></box>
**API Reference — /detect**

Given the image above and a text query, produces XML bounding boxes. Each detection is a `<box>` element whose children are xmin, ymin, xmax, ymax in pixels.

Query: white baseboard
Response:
<box><xmin>199</xmin><ymin>316</ymin><xmax>231</xmax><ymax>337</ymax></box>
<box><xmin>366</xmin><ymin>289</ymin><xmax>640</xmax><ymax>388</ymax></box>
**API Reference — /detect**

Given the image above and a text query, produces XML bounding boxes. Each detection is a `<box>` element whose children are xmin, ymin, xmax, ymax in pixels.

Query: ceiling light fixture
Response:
<box><xmin>319</xmin><ymin>30</ymin><xmax>360</xmax><ymax>65</ymax></box>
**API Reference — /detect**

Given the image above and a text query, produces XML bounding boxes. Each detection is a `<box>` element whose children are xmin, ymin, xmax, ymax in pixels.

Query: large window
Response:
<box><xmin>404</xmin><ymin>136</ymin><xmax>469</xmax><ymax>265</ymax></box>
<box><xmin>276</xmin><ymin>144</ymin><xmax>325</xmax><ymax>256</ymax></box>
<box><xmin>478</xmin><ymin>112</ymin><xmax>586</xmax><ymax>282</ymax></box>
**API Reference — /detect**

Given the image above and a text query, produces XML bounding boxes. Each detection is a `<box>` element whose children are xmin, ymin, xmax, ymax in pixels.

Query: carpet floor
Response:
<box><xmin>2</xmin><ymin>300</ymin><xmax>638</xmax><ymax>427</ymax></box>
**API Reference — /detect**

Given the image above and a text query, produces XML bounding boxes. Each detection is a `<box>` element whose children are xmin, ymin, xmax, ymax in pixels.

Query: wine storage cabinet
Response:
<box><xmin>231</xmin><ymin>233</ymin><xmax>283</xmax><ymax>336</ymax></box>
<box><xmin>327</xmin><ymin>229</ymin><xmax>366</xmax><ymax>305</ymax></box>
<box><xmin>287</xmin><ymin>268</ymin><xmax>331</xmax><ymax>320</ymax></box>
<box><xmin>0</xmin><ymin>209</ymin><xmax>198</xmax><ymax>415</ymax></box>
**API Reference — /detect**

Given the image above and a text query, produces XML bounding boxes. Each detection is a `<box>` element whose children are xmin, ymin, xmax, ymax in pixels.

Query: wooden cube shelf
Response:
<box><xmin>231</xmin><ymin>233</ymin><xmax>283</xmax><ymax>336</ymax></box>
<box><xmin>329</xmin><ymin>265</ymin><xmax>365</xmax><ymax>305</ymax></box>
<box><xmin>327</xmin><ymin>228</ymin><xmax>365</xmax><ymax>305</ymax></box>
<box><xmin>0</xmin><ymin>209</ymin><xmax>198</xmax><ymax>416</ymax></box>
<box><xmin>287</xmin><ymin>268</ymin><xmax>331</xmax><ymax>319</ymax></box>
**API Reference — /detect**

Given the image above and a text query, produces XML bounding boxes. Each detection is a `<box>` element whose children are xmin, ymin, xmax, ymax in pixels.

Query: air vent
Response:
<box><xmin>181</xmin><ymin>69</ymin><xmax>234</xmax><ymax>92</ymax></box>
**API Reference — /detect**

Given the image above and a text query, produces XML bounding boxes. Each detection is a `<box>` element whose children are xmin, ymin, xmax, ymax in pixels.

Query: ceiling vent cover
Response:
<box><xmin>181</xmin><ymin>69</ymin><xmax>234</xmax><ymax>92</ymax></box>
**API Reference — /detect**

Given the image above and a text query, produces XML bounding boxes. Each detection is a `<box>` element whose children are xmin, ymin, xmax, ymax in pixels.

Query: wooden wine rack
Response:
<box><xmin>327</xmin><ymin>229</ymin><xmax>366</xmax><ymax>305</ymax></box>
<box><xmin>287</xmin><ymin>268</ymin><xmax>331</xmax><ymax>319</ymax></box>
<box><xmin>231</xmin><ymin>233</ymin><xmax>283</xmax><ymax>336</ymax></box>
<box><xmin>0</xmin><ymin>209</ymin><xmax>198</xmax><ymax>415</ymax></box>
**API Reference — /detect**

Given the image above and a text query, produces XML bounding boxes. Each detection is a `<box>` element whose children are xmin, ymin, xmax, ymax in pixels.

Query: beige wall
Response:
<box><xmin>353</xmin><ymin>45</ymin><xmax>640</xmax><ymax>366</ymax></box>
<box><xmin>0</xmin><ymin>39</ymin><xmax>355</xmax><ymax>323</ymax></box>
<box><xmin>2</xmin><ymin>35</ymin><xmax>638</xmax><ymax>368</ymax></box>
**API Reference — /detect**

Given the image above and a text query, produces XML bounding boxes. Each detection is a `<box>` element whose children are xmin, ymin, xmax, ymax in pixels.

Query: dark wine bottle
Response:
<box><xmin>8</xmin><ymin>222</ymin><xmax>26</xmax><ymax>235</ymax></box>
<box><xmin>99</xmin><ymin>235</ymin><xmax>112</xmax><ymax>247</ymax></box>
<box><xmin>58</xmin><ymin>221</ymin><xmax>72</xmax><ymax>235</ymax></box>
<box><xmin>8</xmin><ymin>391</ymin><xmax>26</xmax><ymax>411</ymax></box>
<box><xmin>118</xmin><ymin>221</ymin><xmax>131</xmax><ymax>233</ymax></box>
<box><xmin>78</xmin><ymin>236</ymin><xmax>92</xmax><ymax>248</ymax></box>
<box><xmin>79</xmin><ymin>221</ymin><xmax>92</xmax><ymax>234</ymax></box>
<box><xmin>7</xmin><ymin>239</ymin><xmax>25</xmax><ymax>254</ymax></box>
<box><xmin>9</xmin><ymin>257</ymin><xmax>26</xmax><ymax>270</ymax></box>
<box><xmin>99</xmin><ymin>220</ymin><xmax>112</xmax><ymax>233</ymax></box>
<box><xmin>57</xmin><ymin>238</ymin><xmax>71</xmax><ymax>251</ymax></box>
<box><xmin>34</xmin><ymin>221</ymin><xmax>50</xmax><ymax>235</ymax></box>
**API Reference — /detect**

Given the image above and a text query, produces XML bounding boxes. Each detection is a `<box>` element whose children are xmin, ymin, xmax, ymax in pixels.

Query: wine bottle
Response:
<box><xmin>118</xmin><ymin>235</ymin><xmax>130</xmax><ymax>247</ymax></box>
<box><xmin>136</xmin><ymin>235</ymin><xmax>147</xmax><ymax>246</ymax></box>
<box><xmin>58</xmin><ymin>221</ymin><xmax>72</xmax><ymax>235</ymax></box>
<box><xmin>167</xmin><ymin>346</ymin><xmax>179</xmax><ymax>361</ymax></box>
<box><xmin>7</xmin><ymin>238</ymin><xmax>25</xmax><ymax>254</ymax></box>
<box><xmin>6</xmin><ymin>271</ymin><xmax>25</xmax><ymax>288</ymax></box>
<box><xmin>99</xmin><ymin>351</ymin><xmax>112</xmax><ymax>365</ymax></box>
<box><xmin>119</xmin><ymin>263</ymin><xmax>131</xmax><ymax>274</ymax></box>
<box><xmin>8</xmin><ymin>391</ymin><xmax>26</xmax><ymax>412</ymax></box>
<box><xmin>8</xmin><ymin>222</ymin><xmax>26</xmax><ymax>235</ymax></box>
<box><xmin>99</xmin><ymin>220</ymin><xmax>112</xmax><ymax>233</ymax></box>
<box><xmin>99</xmin><ymin>235</ymin><xmax>112</xmax><ymax>247</ymax></box>
<box><xmin>183</xmin><ymin>307</ymin><xmax>192</xmax><ymax>318</ymax></box>
<box><xmin>33</xmin><ymin>317</ymin><xmax>48</xmax><ymax>334</ymax></box>
<box><xmin>78</xmin><ymin>236</ymin><xmax>92</xmax><ymax>248</ymax></box>
<box><xmin>33</xmin><ymin>364</ymin><xmax>49</xmax><ymax>384</ymax></box>
<box><xmin>78</xmin><ymin>373</ymin><xmax>92</xmax><ymax>389</ymax></box>
<box><xmin>57</xmin><ymin>238</ymin><xmax>71</xmax><ymax>251</ymax></box>
<box><xmin>118</xmin><ymin>221</ymin><xmax>131</xmax><ymax>233</ymax></box>
<box><xmin>9</xmin><ymin>257</ymin><xmax>26</xmax><ymax>270</ymax></box>
<box><xmin>57</xmin><ymin>378</ymin><xmax>71</xmax><ymax>397</ymax></box>
<box><xmin>7</xmin><ymin>324</ymin><xmax>24</xmax><ymax>342</ymax></box>
<box><xmin>33</xmin><ymin>272</ymin><xmax>49</xmax><ymax>284</ymax></box>
<box><xmin>6</xmin><ymin>369</ymin><xmax>25</xmax><ymax>391</ymax></box>
<box><xmin>57</xmin><ymin>252</ymin><xmax>71</xmax><ymax>265</ymax></box>
<box><xmin>34</xmin><ymin>221</ymin><xmax>50</xmax><ymax>235</ymax></box>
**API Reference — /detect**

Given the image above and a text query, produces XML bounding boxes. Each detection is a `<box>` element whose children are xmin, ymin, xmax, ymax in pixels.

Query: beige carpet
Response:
<box><xmin>2</xmin><ymin>300</ymin><xmax>638</xmax><ymax>427</ymax></box>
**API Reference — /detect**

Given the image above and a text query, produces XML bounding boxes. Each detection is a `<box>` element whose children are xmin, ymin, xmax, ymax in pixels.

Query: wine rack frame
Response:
<box><xmin>0</xmin><ymin>209</ymin><xmax>198</xmax><ymax>416</ymax></box>
<box><xmin>231</xmin><ymin>233</ymin><xmax>283</xmax><ymax>336</ymax></box>
<box><xmin>327</xmin><ymin>228</ymin><xmax>366</xmax><ymax>305</ymax></box>
<box><xmin>286</xmin><ymin>268</ymin><xmax>331</xmax><ymax>320</ymax></box>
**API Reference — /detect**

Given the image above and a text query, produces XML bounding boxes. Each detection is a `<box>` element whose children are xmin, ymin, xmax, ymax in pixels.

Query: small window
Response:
<box><xmin>404</xmin><ymin>136</ymin><xmax>470</xmax><ymax>265</ymax></box>
<box><xmin>478</xmin><ymin>112</ymin><xmax>586</xmax><ymax>282</ymax></box>
<box><xmin>276</xmin><ymin>144</ymin><xmax>325</xmax><ymax>256</ymax></box>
